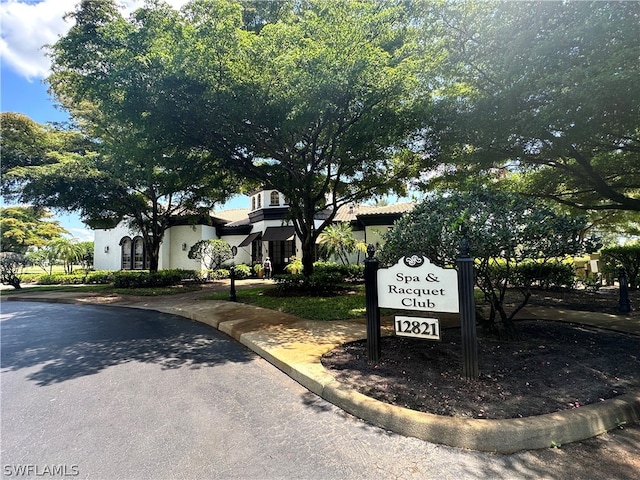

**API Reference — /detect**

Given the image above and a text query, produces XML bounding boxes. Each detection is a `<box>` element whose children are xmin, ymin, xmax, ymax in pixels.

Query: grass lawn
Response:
<box><xmin>202</xmin><ymin>286</ymin><xmax>371</xmax><ymax>321</ymax></box>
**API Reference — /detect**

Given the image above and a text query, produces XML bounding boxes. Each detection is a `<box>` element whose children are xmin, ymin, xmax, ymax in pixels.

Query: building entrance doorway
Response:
<box><xmin>269</xmin><ymin>240</ymin><xmax>295</xmax><ymax>274</ymax></box>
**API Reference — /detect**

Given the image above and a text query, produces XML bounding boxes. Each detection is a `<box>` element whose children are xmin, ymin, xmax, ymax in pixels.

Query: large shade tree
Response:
<box><xmin>5</xmin><ymin>0</ymin><xmax>243</xmax><ymax>272</ymax></box>
<box><xmin>175</xmin><ymin>0</ymin><xmax>431</xmax><ymax>275</ymax></box>
<box><xmin>13</xmin><ymin>0</ymin><xmax>433</xmax><ymax>275</ymax></box>
<box><xmin>78</xmin><ymin>0</ymin><xmax>428</xmax><ymax>276</ymax></box>
<box><xmin>419</xmin><ymin>1</ymin><xmax>640</xmax><ymax>214</ymax></box>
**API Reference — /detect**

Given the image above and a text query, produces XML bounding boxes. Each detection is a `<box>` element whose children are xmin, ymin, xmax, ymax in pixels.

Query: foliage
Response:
<box><xmin>25</xmin><ymin>246</ymin><xmax>59</xmax><ymax>275</ymax></box>
<box><xmin>313</xmin><ymin>261</ymin><xmax>364</xmax><ymax>282</ymax></box>
<box><xmin>208</xmin><ymin>268</ymin><xmax>230</xmax><ymax>281</ymax></box>
<box><xmin>0</xmin><ymin>206</ymin><xmax>67</xmax><ymax>254</ymax></box>
<box><xmin>187</xmin><ymin>239</ymin><xmax>233</xmax><ymax>271</ymax></box>
<box><xmin>34</xmin><ymin>270</ymin><xmax>115</xmax><ymax>285</ymax></box>
<box><xmin>273</xmin><ymin>271</ymin><xmax>344</xmax><ymax>296</ymax></box>
<box><xmin>231</xmin><ymin>264</ymin><xmax>252</xmax><ymax>279</ymax></box>
<box><xmin>318</xmin><ymin>223</ymin><xmax>367</xmax><ymax>265</ymax></box>
<box><xmin>379</xmin><ymin>189</ymin><xmax>586</xmax><ymax>337</ymax></box>
<box><xmin>600</xmin><ymin>243</ymin><xmax>640</xmax><ymax>290</ymax></box>
<box><xmin>6</xmin><ymin>1</ymin><xmax>244</xmax><ymax>272</ymax></box>
<box><xmin>126</xmin><ymin>0</ymin><xmax>430</xmax><ymax>276</ymax></box>
<box><xmin>47</xmin><ymin>237</ymin><xmax>84</xmax><ymax>274</ymax></box>
<box><xmin>503</xmin><ymin>261</ymin><xmax>576</xmax><ymax>291</ymax></box>
<box><xmin>36</xmin><ymin>272</ymin><xmax>86</xmax><ymax>285</ymax></box>
<box><xmin>420</xmin><ymin>1</ymin><xmax>640</xmax><ymax>214</ymax></box>
<box><xmin>113</xmin><ymin>269</ymin><xmax>199</xmax><ymax>288</ymax></box>
<box><xmin>84</xmin><ymin>270</ymin><xmax>115</xmax><ymax>284</ymax></box>
<box><xmin>24</xmin><ymin>239</ymin><xmax>93</xmax><ymax>275</ymax></box>
<box><xmin>0</xmin><ymin>112</ymin><xmax>90</xmax><ymax>192</ymax></box>
<box><xmin>0</xmin><ymin>252</ymin><xmax>28</xmax><ymax>289</ymax></box>
<box><xmin>77</xmin><ymin>241</ymin><xmax>94</xmax><ymax>270</ymax></box>
<box><xmin>284</xmin><ymin>256</ymin><xmax>303</xmax><ymax>275</ymax></box>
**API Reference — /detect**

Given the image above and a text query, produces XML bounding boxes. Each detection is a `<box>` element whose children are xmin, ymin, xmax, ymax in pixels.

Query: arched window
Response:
<box><xmin>270</xmin><ymin>191</ymin><xmax>280</xmax><ymax>206</ymax></box>
<box><xmin>252</xmin><ymin>197</ymin><xmax>256</xmax><ymax>210</ymax></box>
<box><xmin>120</xmin><ymin>236</ymin><xmax>146</xmax><ymax>270</ymax></box>
<box><xmin>257</xmin><ymin>194</ymin><xmax>262</xmax><ymax>208</ymax></box>
<box><xmin>120</xmin><ymin>237</ymin><xmax>132</xmax><ymax>270</ymax></box>
<box><xmin>133</xmin><ymin>237</ymin><xmax>145</xmax><ymax>270</ymax></box>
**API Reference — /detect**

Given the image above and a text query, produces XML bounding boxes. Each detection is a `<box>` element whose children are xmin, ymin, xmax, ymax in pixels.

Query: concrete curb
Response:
<box><xmin>4</xmin><ymin>293</ymin><xmax>640</xmax><ymax>453</ymax></box>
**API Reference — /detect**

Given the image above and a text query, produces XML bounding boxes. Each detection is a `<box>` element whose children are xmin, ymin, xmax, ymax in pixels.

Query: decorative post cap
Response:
<box><xmin>459</xmin><ymin>237</ymin><xmax>471</xmax><ymax>257</ymax></box>
<box><xmin>367</xmin><ymin>244</ymin><xmax>376</xmax><ymax>259</ymax></box>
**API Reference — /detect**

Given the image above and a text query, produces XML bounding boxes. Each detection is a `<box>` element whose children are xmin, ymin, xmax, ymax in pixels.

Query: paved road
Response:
<box><xmin>1</xmin><ymin>302</ymin><xmax>638</xmax><ymax>480</ymax></box>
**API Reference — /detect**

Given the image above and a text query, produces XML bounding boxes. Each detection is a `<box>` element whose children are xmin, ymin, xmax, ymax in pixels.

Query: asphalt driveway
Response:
<box><xmin>1</xmin><ymin>301</ymin><xmax>638</xmax><ymax>479</ymax></box>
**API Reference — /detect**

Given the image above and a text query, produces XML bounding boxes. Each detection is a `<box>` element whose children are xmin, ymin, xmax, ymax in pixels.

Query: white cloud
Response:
<box><xmin>0</xmin><ymin>0</ymin><xmax>190</xmax><ymax>81</ymax></box>
<box><xmin>66</xmin><ymin>227</ymin><xmax>94</xmax><ymax>242</ymax></box>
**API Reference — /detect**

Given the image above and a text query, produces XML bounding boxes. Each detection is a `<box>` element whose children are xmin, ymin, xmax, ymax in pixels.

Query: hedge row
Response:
<box><xmin>313</xmin><ymin>262</ymin><xmax>364</xmax><ymax>281</ymax></box>
<box><xmin>112</xmin><ymin>269</ymin><xmax>201</xmax><ymax>288</ymax></box>
<box><xmin>34</xmin><ymin>270</ymin><xmax>115</xmax><ymax>285</ymax></box>
<box><xmin>273</xmin><ymin>271</ymin><xmax>345</xmax><ymax>296</ymax></box>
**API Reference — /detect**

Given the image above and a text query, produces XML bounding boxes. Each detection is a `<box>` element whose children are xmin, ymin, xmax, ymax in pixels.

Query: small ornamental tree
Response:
<box><xmin>379</xmin><ymin>190</ymin><xmax>586</xmax><ymax>338</ymax></box>
<box><xmin>188</xmin><ymin>239</ymin><xmax>233</xmax><ymax>273</ymax></box>
<box><xmin>0</xmin><ymin>252</ymin><xmax>28</xmax><ymax>290</ymax></box>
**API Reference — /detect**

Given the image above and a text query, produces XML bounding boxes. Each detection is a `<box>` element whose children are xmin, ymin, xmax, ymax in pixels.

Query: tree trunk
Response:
<box><xmin>148</xmin><ymin>247</ymin><xmax>160</xmax><ymax>273</ymax></box>
<box><xmin>301</xmin><ymin>236</ymin><xmax>315</xmax><ymax>277</ymax></box>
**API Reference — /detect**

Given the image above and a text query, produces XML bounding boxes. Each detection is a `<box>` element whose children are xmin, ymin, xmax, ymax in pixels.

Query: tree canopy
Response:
<box><xmin>420</xmin><ymin>1</ymin><xmax>640</xmax><ymax>214</ymax></box>
<box><xmin>36</xmin><ymin>0</ymin><xmax>431</xmax><ymax>275</ymax></box>
<box><xmin>379</xmin><ymin>189</ymin><xmax>586</xmax><ymax>337</ymax></box>
<box><xmin>6</xmin><ymin>0</ymin><xmax>245</xmax><ymax>271</ymax></box>
<box><xmin>0</xmin><ymin>206</ymin><xmax>68</xmax><ymax>254</ymax></box>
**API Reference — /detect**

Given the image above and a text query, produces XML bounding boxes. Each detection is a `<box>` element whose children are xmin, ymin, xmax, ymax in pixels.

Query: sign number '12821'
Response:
<box><xmin>394</xmin><ymin>316</ymin><xmax>440</xmax><ymax>341</ymax></box>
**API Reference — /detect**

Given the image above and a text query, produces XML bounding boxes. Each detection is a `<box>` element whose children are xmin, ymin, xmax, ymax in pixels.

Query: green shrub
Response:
<box><xmin>312</xmin><ymin>261</ymin><xmax>364</xmax><ymax>281</ymax></box>
<box><xmin>273</xmin><ymin>271</ymin><xmax>344</xmax><ymax>296</ymax></box>
<box><xmin>208</xmin><ymin>268</ymin><xmax>230</xmax><ymax>280</ymax></box>
<box><xmin>510</xmin><ymin>261</ymin><xmax>576</xmax><ymax>290</ymax></box>
<box><xmin>113</xmin><ymin>270</ymin><xmax>184</xmax><ymax>288</ymax></box>
<box><xmin>85</xmin><ymin>270</ymin><xmax>115</xmax><ymax>284</ymax></box>
<box><xmin>232</xmin><ymin>264</ymin><xmax>252</xmax><ymax>279</ymax></box>
<box><xmin>173</xmin><ymin>269</ymin><xmax>203</xmax><ymax>282</ymax></box>
<box><xmin>600</xmin><ymin>243</ymin><xmax>640</xmax><ymax>290</ymax></box>
<box><xmin>20</xmin><ymin>273</ymin><xmax>41</xmax><ymax>284</ymax></box>
<box><xmin>36</xmin><ymin>272</ymin><xmax>85</xmax><ymax>285</ymax></box>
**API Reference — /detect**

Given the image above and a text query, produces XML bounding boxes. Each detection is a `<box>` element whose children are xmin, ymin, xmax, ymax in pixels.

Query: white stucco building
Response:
<box><xmin>93</xmin><ymin>188</ymin><xmax>414</xmax><ymax>273</ymax></box>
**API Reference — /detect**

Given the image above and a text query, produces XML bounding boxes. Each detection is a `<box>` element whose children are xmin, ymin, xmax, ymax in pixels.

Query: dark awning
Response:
<box><xmin>262</xmin><ymin>226</ymin><xmax>295</xmax><ymax>242</ymax></box>
<box><xmin>239</xmin><ymin>232</ymin><xmax>261</xmax><ymax>247</ymax></box>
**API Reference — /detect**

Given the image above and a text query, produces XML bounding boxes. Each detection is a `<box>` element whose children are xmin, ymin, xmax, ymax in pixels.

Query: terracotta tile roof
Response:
<box><xmin>333</xmin><ymin>204</ymin><xmax>376</xmax><ymax>222</ymax></box>
<box><xmin>211</xmin><ymin>208</ymin><xmax>250</xmax><ymax>224</ymax></box>
<box><xmin>356</xmin><ymin>202</ymin><xmax>415</xmax><ymax>216</ymax></box>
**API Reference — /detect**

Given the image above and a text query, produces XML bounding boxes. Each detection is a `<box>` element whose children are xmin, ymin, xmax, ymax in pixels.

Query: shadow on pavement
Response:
<box><xmin>0</xmin><ymin>303</ymin><xmax>257</xmax><ymax>387</ymax></box>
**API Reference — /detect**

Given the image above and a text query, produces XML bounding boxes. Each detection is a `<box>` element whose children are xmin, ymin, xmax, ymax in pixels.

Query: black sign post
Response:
<box><xmin>618</xmin><ymin>268</ymin><xmax>632</xmax><ymax>314</ymax></box>
<box><xmin>364</xmin><ymin>244</ymin><xmax>381</xmax><ymax>363</ymax></box>
<box><xmin>229</xmin><ymin>266</ymin><xmax>237</xmax><ymax>302</ymax></box>
<box><xmin>456</xmin><ymin>238</ymin><xmax>479</xmax><ymax>379</ymax></box>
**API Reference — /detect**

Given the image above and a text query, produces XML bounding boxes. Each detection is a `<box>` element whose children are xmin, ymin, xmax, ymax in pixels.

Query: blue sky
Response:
<box><xmin>1</xmin><ymin>0</ymin><xmax>247</xmax><ymax>241</ymax></box>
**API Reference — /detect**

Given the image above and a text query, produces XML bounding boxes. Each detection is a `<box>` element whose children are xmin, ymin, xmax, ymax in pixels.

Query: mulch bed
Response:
<box><xmin>321</xmin><ymin>288</ymin><xmax>640</xmax><ymax>420</ymax></box>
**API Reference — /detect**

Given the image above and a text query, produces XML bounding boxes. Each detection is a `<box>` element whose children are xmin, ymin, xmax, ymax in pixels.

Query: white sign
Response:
<box><xmin>394</xmin><ymin>316</ymin><xmax>440</xmax><ymax>340</ymax></box>
<box><xmin>377</xmin><ymin>255</ymin><xmax>459</xmax><ymax>313</ymax></box>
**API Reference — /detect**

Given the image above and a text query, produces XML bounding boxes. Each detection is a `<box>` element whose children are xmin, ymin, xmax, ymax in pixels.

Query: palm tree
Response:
<box><xmin>48</xmin><ymin>238</ymin><xmax>84</xmax><ymax>274</ymax></box>
<box><xmin>318</xmin><ymin>223</ymin><xmax>367</xmax><ymax>265</ymax></box>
